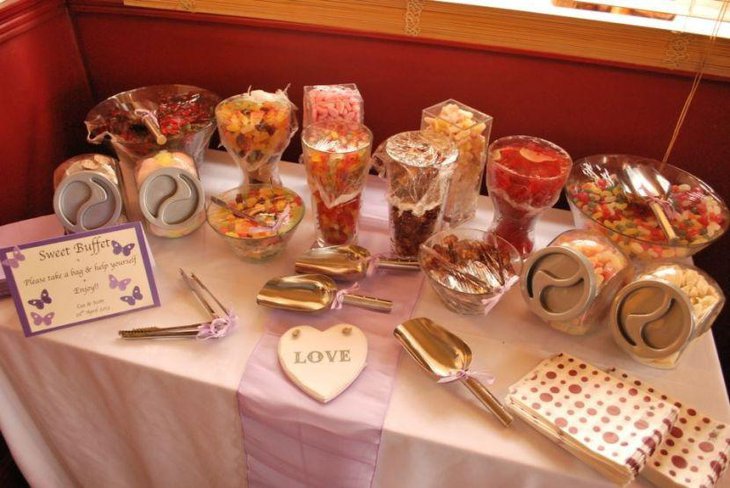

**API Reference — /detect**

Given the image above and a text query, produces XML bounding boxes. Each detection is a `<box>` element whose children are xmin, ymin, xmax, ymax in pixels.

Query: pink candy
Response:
<box><xmin>303</xmin><ymin>84</ymin><xmax>364</xmax><ymax>126</ymax></box>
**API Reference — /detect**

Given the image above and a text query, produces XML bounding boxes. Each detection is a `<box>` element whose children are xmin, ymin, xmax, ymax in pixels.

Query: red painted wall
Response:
<box><xmin>0</xmin><ymin>0</ymin><xmax>93</xmax><ymax>225</ymax></box>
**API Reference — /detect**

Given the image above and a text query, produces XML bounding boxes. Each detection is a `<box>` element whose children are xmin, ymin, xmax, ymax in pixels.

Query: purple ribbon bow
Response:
<box><xmin>331</xmin><ymin>283</ymin><xmax>360</xmax><ymax>310</ymax></box>
<box><xmin>480</xmin><ymin>275</ymin><xmax>519</xmax><ymax>316</ymax></box>
<box><xmin>437</xmin><ymin>369</ymin><xmax>496</xmax><ymax>384</ymax></box>
<box><xmin>196</xmin><ymin>310</ymin><xmax>238</xmax><ymax>340</ymax></box>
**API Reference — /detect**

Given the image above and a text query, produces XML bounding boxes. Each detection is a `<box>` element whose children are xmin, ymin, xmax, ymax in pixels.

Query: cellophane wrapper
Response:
<box><xmin>85</xmin><ymin>84</ymin><xmax>220</xmax><ymax>221</ymax></box>
<box><xmin>216</xmin><ymin>88</ymin><xmax>298</xmax><ymax>186</ymax></box>
<box><xmin>421</xmin><ymin>99</ymin><xmax>492</xmax><ymax>226</ymax></box>
<box><xmin>301</xmin><ymin>121</ymin><xmax>372</xmax><ymax>246</ymax></box>
<box><xmin>373</xmin><ymin>131</ymin><xmax>458</xmax><ymax>257</ymax></box>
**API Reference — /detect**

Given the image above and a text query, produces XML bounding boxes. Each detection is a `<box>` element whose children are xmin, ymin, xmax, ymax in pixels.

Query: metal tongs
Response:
<box><xmin>118</xmin><ymin>269</ymin><xmax>232</xmax><ymax>339</ymax></box>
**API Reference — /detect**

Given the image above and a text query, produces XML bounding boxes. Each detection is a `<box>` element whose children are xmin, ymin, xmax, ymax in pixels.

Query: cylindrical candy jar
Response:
<box><xmin>302</xmin><ymin>121</ymin><xmax>373</xmax><ymax>246</ymax></box>
<box><xmin>421</xmin><ymin>99</ymin><xmax>492</xmax><ymax>226</ymax></box>
<box><xmin>610</xmin><ymin>262</ymin><xmax>724</xmax><ymax>369</ymax></box>
<box><xmin>486</xmin><ymin>136</ymin><xmax>572</xmax><ymax>257</ymax></box>
<box><xmin>85</xmin><ymin>85</ymin><xmax>220</xmax><ymax>222</ymax></box>
<box><xmin>521</xmin><ymin>229</ymin><xmax>632</xmax><ymax>335</ymax></box>
<box><xmin>135</xmin><ymin>151</ymin><xmax>205</xmax><ymax>238</ymax></box>
<box><xmin>216</xmin><ymin>88</ymin><xmax>298</xmax><ymax>186</ymax></box>
<box><xmin>53</xmin><ymin>154</ymin><xmax>126</xmax><ymax>233</ymax></box>
<box><xmin>373</xmin><ymin>131</ymin><xmax>458</xmax><ymax>257</ymax></box>
<box><xmin>303</xmin><ymin>84</ymin><xmax>364</xmax><ymax>128</ymax></box>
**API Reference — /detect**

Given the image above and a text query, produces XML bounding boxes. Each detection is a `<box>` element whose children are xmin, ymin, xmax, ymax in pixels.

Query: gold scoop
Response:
<box><xmin>257</xmin><ymin>274</ymin><xmax>392</xmax><ymax>313</ymax></box>
<box><xmin>295</xmin><ymin>244</ymin><xmax>419</xmax><ymax>281</ymax></box>
<box><xmin>394</xmin><ymin>317</ymin><xmax>513</xmax><ymax>427</ymax></box>
<box><xmin>621</xmin><ymin>163</ymin><xmax>678</xmax><ymax>242</ymax></box>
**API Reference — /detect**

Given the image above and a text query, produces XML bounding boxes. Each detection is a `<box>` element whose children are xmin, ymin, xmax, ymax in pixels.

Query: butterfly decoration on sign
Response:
<box><xmin>111</xmin><ymin>240</ymin><xmax>135</xmax><ymax>256</ymax></box>
<box><xmin>1</xmin><ymin>246</ymin><xmax>25</xmax><ymax>269</ymax></box>
<box><xmin>30</xmin><ymin>312</ymin><xmax>55</xmax><ymax>326</ymax></box>
<box><xmin>27</xmin><ymin>289</ymin><xmax>52</xmax><ymax>310</ymax></box>
<box><xmin>109</xmin><ymin>274</ymin><xmax>132</xmax><ymax>291</ymax></box>
<box><xmin>120</xmin><ymin>286</ymin><xmax>143</xmax><ymax>306</ymax></box>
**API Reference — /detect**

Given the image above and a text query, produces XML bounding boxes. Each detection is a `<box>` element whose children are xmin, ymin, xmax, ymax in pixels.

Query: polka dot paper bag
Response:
<box><xmin>608</xmin><ymin>368</ymin><xmax>730</xmax><ymax>488</ymax></box>
<box><xmin>507</xmin><ymin>353</ymin><xmax>679</xmax><ymax>486</ymax></box>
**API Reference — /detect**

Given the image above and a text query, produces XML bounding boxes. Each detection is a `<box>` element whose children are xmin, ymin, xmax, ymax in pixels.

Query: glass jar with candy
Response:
<box><xmin>302</xmin><ymin>121</ymin><xmax>373</xmax><ymax>246</ymax></box>
<box><xmin>486</xmin><ymin>136</ymin><xmax>572</xmax><ymax>257</ymax></box>
<box><xmin>373</xmin><ymin>131</ymin><xmax>458</xmax><ymax>257</ymax></box>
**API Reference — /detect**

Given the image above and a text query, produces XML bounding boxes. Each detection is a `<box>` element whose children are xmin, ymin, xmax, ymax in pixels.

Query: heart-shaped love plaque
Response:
<box><xmin>278</xmin><ymin>323</ymin><xmax>368</xmax><ymax>403</ymax></box>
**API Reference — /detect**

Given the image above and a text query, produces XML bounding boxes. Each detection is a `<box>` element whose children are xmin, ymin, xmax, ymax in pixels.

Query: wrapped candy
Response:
<box><xmin>373</xmin><ymin>131</ymin><xmax>458</xmax><ymax>257</ymax></box>
<box><xmin>520</xmin><ymin>229</ymin><xmax>632</xmax><ymax>335</ymax></box>
<box><xmin>421</xmin><ymin>100</ymin><xmax>492</xmax><ymax>226</ymax></box>
<box><xmin>216</xmin><ymin>88</ymin><xmax>298</xmax><ymax>186</ymax></box>
<box><xmin>301</xmin><ymin>121</ymin><xmax>373</xmax><ymax>246</ymax></box>
<box><xmin>303</xmin><ymin>84</ymin><xmax>364</xmax><ymax>127</ymax></box>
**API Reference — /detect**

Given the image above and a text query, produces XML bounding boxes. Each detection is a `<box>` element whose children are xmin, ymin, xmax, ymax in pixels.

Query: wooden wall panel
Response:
<box><xmin>0</xmin><ymin>0</ymin><xmax>93</xmax><ymax>225</ymax></box>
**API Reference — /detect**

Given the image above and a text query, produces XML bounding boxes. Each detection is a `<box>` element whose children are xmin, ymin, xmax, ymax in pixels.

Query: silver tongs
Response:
<box><xmin>119</xmin><ymin>269</ymin><xmax>231</xmax><ymax>339</ymax></box>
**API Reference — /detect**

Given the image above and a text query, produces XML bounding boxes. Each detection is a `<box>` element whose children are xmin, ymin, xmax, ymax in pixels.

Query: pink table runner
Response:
<box><xmin>237</xmin><ymin>217</ymin><xmax>425</xmax><ymax>487</ymax></box>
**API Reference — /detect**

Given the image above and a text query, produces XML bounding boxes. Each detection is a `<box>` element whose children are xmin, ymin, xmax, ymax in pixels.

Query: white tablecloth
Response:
<box><xmin>0</xmin><ymin>151</ymin><xmax>728</xmax><ymax>488</ymax></box>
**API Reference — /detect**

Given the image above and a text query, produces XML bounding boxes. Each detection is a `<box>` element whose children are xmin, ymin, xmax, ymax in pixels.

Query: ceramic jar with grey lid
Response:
<box><xmin>53</xmin><ymin>154</ymin><xmax>126</xmax><ymax>233</ymax></box>
<box><xmin>610</xmin><ymin>262</ymin><xmax>724</xmax><ymax>369</ymax></box>
<box><xmin>136</xmin><ymin>151</ymin><xmax>205</xmax><ymax>238</ymax></box>
<box><xmin>520</xmin><ymin>229</ymin><xmax>632</xmax><ymax>335</ymax></box>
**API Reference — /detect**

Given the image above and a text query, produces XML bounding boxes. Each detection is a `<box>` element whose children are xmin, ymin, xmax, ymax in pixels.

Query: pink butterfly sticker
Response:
<box><xmin>30</xmin><ymin>312</ymin><xmax>54</xmax><ymax>326</ymax></box>
<box><xmin>109</xmin><ymin>274</ymin><xmax>132</xmax><ymax>291</ymax></box>
<box><xmin>1</xmin><ymin>246</ymin><xmax>25</xmax><ymax>269</ymax></box>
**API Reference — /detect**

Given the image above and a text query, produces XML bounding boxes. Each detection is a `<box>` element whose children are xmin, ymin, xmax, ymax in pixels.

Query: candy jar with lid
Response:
<box><xmin>610</xmin><ymin>262</ymin><xmax>724</xmax><ymax>368</ymax></box>
<box><xmin>486</xmin><ymin>136</ymin><xmax>572</xmax><ymax>257</ymax></box>
<box><xmin>216</xmin><ymin>88</ymin><xmax>298</xmax><ymax>186</ymax></box>
<box><xmin>421</xmin><ymin>99</ymin><xmax>492</xmax><ymax>226</ymax></box>
<box><xmin>373</xmin><ymin>131</ymin><xmax>458</xmax><ymax>257</ymax></box>
<box><xmin>521</xmin><ymin>229</ymin><xmax>632</xmax><ymax>335</ymax></box>
<box><xmin>135</xmin><ymin>151</ymin><xmax>206</xmax><ymax>238</ymax></box>
<box><xmin>302</xmin><ymin>121</ymin><xmax>373</xmax><ymax>246</ymax></box>
<box><xmin>53</xmin><ymin>154</ymin><xmax>126</xmax><ymax>233</ymax></box>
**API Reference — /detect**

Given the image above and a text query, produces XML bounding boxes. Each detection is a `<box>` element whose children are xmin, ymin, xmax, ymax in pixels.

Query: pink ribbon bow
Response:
<box><xmin>480</xmin><ymin>275</ymin><xmax>519</xmax><ymax>316</ymax></box>
<box><xmin>196</xmin><ymin>310</ymin><xmax>238</xmax><ymax>340</ymax></box>
<box><xmin>437</xmin><ymin>369</ymin><xmax>496</xmax><ymax>384</ymax></box>
<box><xmin>331</xmin><ymin>283</ymin><xmax>360</xmax><ymax>310</ymax></box>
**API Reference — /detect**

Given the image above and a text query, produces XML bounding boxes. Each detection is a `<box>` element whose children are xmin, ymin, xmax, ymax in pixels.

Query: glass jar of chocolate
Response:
<box><xmin>373</xmin><ymin>131</ymin><xmax>458</xmax><ymax>257</ymax></box>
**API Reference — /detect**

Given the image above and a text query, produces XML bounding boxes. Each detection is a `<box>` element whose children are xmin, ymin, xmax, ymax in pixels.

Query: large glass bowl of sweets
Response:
<box><xmin>565</xmin><ymin>155</ymin><xmax>728</xmax><ymax>260</ymax></box>
<box><xmin>418</xmin><ymin>228</ymin><xmax>522</xmax><ymax>315</ymax></box>
<box><xmin>207</xmin><ymin>185</ymin><xmax>305</xmax><ymax>261</ymax></box>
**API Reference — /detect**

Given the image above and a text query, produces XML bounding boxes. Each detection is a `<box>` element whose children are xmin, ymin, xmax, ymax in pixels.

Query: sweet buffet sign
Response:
<box><xmin>1</xmin><ymin>222</ymin><xmax>159</xmax><ymax>336</ymax></box>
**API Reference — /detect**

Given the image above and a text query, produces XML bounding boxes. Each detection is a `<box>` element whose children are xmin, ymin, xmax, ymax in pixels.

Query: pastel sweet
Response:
<box><xmin>422</xmin><ymin>100</ymin><xmax>491</xmax><ymax>225</ymax></box>
<box><xmin>567</xmin><ymin>172</ymin><xmax>727</xmax><ymax>260</ymax></box>
<box><xmin>303</xmin><ymin>84</ymin><xmax>364</xmax><ymax>127</ymax></box>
